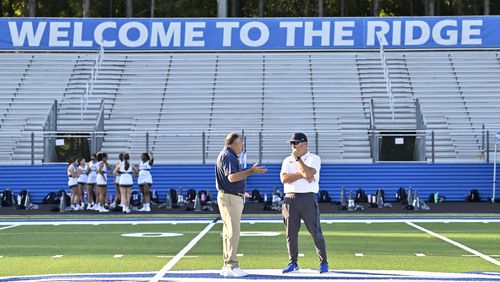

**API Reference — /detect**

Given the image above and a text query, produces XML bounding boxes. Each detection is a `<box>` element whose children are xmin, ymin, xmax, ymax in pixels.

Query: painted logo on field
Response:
<box><xmin>121</xmin><ymin>232</ymin><xmax>184</xmax><ymax>238</ymax></box>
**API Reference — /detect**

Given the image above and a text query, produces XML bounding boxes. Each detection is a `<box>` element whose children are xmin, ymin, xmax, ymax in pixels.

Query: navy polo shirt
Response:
<box><xmin>215</xmin><ymin>147</ymin><xmax>246</xmax><ymax>194</ymax></box>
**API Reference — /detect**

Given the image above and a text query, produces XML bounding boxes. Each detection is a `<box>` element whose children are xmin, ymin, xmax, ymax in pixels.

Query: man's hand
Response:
<box><xmin>291</xmin><ymin>146</ymin><xmax>305</xmax><ymax>159</ymax></box>
<box><xmin>228</xmin><ymin>163</ymin><xmax>267</xmax><ymax>183</ymax></box>
<box><xmin>250</xmin><ymin>163</ymin><xmax>267</xmax><ymax>174</ymax></box>
<box><xmin>243</xmin><ymin>192</ymin><xmax>251</xmax><ymax>198</ymax></box>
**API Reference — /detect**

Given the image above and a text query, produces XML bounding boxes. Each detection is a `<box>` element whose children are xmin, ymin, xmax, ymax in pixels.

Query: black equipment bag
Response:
<box><xmin>318</xmin><ymin>190</ymin><xmax>331</xmax><ymax>203</ymax></box>
<box><xmin>1</xmin><ymin>189</ymin><xmax>14</xmax><ymax>207</ymax></box>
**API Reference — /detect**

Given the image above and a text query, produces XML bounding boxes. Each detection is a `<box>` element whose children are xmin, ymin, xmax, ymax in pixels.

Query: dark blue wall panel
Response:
<box><xmin>0</xmin><ymin>164</ymin><xmax>497</xmax><ymax>203</ymax></box>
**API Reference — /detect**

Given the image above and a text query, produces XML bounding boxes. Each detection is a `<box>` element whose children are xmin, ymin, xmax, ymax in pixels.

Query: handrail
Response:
<box><xmin>378</xmin><ymin>36</ymin><xmax>394</xmax><ymax>120</ymax></box>
<box><xmin>82</xmin><ymin>46</ymin><xmax>104</xmax><ymax>121</ymax></box>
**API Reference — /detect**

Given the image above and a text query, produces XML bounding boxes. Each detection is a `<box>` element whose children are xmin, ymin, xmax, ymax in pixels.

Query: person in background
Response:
<box><xmin>76</xmin><ymin>157</ymin><xmax>88</xmax><ymax>210</ymax></box>
<box><xmin>67</xmin><ymin>157</ymin><xmax>80</xmax><ymax>211</ymax></box>
<box><xmin>138</xmin><ymin>151</ymin><xmax>154</xmax><ymax>212</ymax></box>
<box><xmin>216</xmin><ymin>132</ymin><xmax>267</xmax><ymax>277</ymax></box>
<box><xmin>114</xmin><ymin>153</ymin><xmax>137</xmax><ymax>213</ymax></box>
<box><xmin>110</xmin><ymin>153</ymin><xmax>124</xmax><ymax>209</ymax></box>
<box><xmin>86</xmin><ymin>153</ymin><xmax>98</xmax><ymax>210</ymax></box>
<box><xmin>280</xmin><ymin>132</ymin><xmax>329</xmax><ymax>274</ymax></box>
<box><xmin>96</xmin><ymin>152</ymin><xmax>111</xmax><ymax>213</ymax></box>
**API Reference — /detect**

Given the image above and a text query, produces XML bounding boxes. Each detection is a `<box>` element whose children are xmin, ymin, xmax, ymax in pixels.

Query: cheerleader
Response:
<box><xmin>113</xmin><ymin>153</ymin><xmax>137</xmax><ymax>213</ymax></box>
<box><xmin>138</xmin><ymin>151</ymin><xmax>154</xmax><ymax>212</ymax></box>
<box><xmin>96</xmin><ymin>152</ymin><xmax>111</xmax><ymax>212</ymax></box>
<box><xmin>86</xmin><ymin>153</ymin><xmax>98</xmax><ymax>210</ymax></box>
<box><xmin>110</xmin><ymin>153</ymin><xmax>124</xmax><ymax>209</ymax></box>
<box><xmin>76</xmin><ymin>157</ymin><xmax>88</xmax><ymax>210</ymax></box>
<box><xmin>67</xmin><ymin>157</ymin><xmax>80</xmax><ymax>211</ymax></box>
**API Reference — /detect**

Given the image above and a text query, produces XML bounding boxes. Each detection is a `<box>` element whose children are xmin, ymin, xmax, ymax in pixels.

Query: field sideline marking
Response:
<box><xmin>0</xmin><ymin>217</ymin><xmax>499</xmax><ymax>227</ymax></box>
<box><xmin>0</xmin><ymin>224</ymin><xmax>18</xmax><ymax>231</ymax></box>
<box><xmin>406</xmin><ymin>222</ymin><xmax>500</xmax><ymax>267</ymax></box>
<box><xmin>150</xmin><ymin>219</ymin><xmax>218</xmax><ymax>282</ymax></box>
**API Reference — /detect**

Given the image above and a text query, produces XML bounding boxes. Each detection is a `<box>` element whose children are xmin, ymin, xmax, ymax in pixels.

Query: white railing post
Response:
<box><xmin>82</xmin><ymin>46</ymin><xmax>104</xmax><ymax>121</ymax></box>
<box><xmin>378</xmin><ymin>36</ymin><xmax>394</xmax><ymax>120</ymax></box>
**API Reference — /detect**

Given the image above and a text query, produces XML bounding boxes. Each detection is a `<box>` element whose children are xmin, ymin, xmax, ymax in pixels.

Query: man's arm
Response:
<box><xmin>228</xmin><ymin>163</ymin><xmax>267</xmax><ymax>183</ymax></box>
<box><xmin>280</xmin><ymin>172</ymin><xmax>303</xmax><ymax>184</ymax></box>
<box><xmin>296</xmin><ymin>159</ymin><xmax>316</xmax><ymax>183</ymax></box>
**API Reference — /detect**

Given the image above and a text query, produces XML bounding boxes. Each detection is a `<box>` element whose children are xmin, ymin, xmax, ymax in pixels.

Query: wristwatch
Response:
<box><xmin>295</xmin><ymin>156</ymin><xmax>301</xmax><ymax>162</ymax></box>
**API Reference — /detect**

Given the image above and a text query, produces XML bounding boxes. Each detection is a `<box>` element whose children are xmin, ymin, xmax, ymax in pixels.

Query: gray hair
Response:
<box><xmin>225</xmin><ymin>132</ymin><xmax>241</xmax><ymax>146</ymax></box>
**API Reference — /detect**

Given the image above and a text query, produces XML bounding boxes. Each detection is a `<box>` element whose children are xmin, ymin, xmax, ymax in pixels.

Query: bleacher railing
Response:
<box><xmin>378</xmin><ymin>36</ymin><xmax>395</xmax><ymax>120</ymax></box>
<box><xmin>91</xmin><ymin>99</ymin><xmax>105</xmax><ymax>154</ymax></box>
<box><xmin>82</xmin><ymin>46</ymin><xmax>104</xmax><ymax>121</ymax></box>
<box><xmin>1</xmin><ymin>128</ymin><xmax>498</xmax><ymax>165</ymax></box>
<box><xmin>42</xmin><ymin>100</ymin><xmax>58</xmax><ymax>163</ymax></box>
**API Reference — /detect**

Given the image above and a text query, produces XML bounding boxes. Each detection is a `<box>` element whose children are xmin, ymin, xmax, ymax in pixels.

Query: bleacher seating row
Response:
<box><xmin>0</xmin><ymin>50</ymin><xmax>499</xmax><ymax>164</ymax></box>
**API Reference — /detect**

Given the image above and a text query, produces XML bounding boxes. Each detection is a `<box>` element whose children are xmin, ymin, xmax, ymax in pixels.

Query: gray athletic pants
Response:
<box><xmin>282</xmin><ymin>192</ymin><xmax>328</xmax><ymax>264</ymax></box>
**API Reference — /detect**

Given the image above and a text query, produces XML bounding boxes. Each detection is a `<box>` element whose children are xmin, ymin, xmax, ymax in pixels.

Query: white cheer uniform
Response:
<box><xmin>138</xmin><ymin>161</ymin><xmax>153</xmax><ymax>185</ymax></box>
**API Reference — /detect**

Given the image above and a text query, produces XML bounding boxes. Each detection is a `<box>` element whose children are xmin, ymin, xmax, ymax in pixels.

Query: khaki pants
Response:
<box><xmin>217</xmin><ymin>192</ymin><xmax>244</xmax><ymax>269</ymax></box>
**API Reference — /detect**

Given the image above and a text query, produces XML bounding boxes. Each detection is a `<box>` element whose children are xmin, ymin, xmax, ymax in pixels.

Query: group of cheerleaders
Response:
<box><xmin>66</xmin><ymin>151</ymin><xmax>154</xmax><ymax>213</ymax></box>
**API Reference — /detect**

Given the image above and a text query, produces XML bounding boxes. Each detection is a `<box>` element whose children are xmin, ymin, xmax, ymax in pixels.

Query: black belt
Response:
<box><xmin>220</xmin><ymin>190</ymin><xmax>244</xmax><ymax>198</ymax></box>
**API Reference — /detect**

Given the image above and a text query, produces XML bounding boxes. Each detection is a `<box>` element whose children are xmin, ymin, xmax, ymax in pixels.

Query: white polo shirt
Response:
<box><xmin>280</xmin><ymin>151</ymin><xmax>321</xmax><ymax>194</ymax></box>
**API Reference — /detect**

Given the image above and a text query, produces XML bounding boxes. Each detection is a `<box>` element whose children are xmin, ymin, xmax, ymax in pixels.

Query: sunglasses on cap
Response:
<box><xmin>289</xmin><ymin>141</ymin><xmax>302</xmax><ymax>145</ymax></box>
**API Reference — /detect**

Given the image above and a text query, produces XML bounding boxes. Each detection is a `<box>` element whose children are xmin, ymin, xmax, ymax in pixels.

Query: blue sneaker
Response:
<box><xmin>319</xmin><ymin>262</ymin><xmax>329</xmax><ymax>273</ymax></box>
<box><xmin>282</xmin><ymin>262</ymin><xmax>299</xmax><ymax>273</ymax></box>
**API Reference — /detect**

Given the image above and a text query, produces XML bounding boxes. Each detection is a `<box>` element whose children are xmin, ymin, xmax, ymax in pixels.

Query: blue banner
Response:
<box><xmin>0</xmin><ymin>17</ymin><xmax>496</xmax><ymax>50</ymax></box>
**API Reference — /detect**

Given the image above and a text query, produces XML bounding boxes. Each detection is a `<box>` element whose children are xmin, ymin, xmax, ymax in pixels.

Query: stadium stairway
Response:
<box><xmin>0</xmin><ymin>163</ymin><xmax>497</xmax><ymax>204</ymax></box>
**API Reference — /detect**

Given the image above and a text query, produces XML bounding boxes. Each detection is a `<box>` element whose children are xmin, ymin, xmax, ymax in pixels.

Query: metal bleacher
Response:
<box><xmin>0</xmin><ymin>53</ymin><xmax>80</xmax><ymax>163</ymax></box>
<box><xmin>1</xmin><ymin>49</ymin><xmax>500</xmax><ymax>164</ymax></box>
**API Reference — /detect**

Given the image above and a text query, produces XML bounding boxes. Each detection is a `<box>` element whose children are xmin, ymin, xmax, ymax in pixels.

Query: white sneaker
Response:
<box><xmin>109</xmin><ymin>202</ymin><xmax>116</xmax><ymax>209</ymax></box>
<box><xmin>86</xmin><ymin>204</ymin><xmax>94</xmax><ymax>210</ymax></box>
<box><xmin>123</xmin><ymin>207</ymin><xmax>130</xmax><ymax>213</ymax></box>
<box><xmin>98</xmin><ymin>206</ymin><xmax>109</xmax><ymax>213</ymax></box>
<box><xmin>138</xmin><ymin>206</ymin><xmax>148</xmax><ymax>212</ymax></box>
<box><xmin>231</xmin><ymin>268</ymin><xmax>248</xmax><ymax>277</ymax></box>
<box><xmin>220</xmin><ymin>266</ymin><xmax>230</xmax><ymax>276</ymax></box>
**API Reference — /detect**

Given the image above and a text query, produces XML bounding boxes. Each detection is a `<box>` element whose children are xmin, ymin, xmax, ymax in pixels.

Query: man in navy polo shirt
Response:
<box><xmin>216</xmin><ymin>132</ymin><xmax>267</xmax><ymax>277</ymax></box>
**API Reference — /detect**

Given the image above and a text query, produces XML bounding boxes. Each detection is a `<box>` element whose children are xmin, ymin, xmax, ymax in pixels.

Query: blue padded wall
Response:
<box><xmin>0</xmin><ymin>164</ymin><xmax>497</xmax><ymax>203</ymax></box>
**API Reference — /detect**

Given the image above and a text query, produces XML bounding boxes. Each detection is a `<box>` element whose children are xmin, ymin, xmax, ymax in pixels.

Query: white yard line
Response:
<box><xmin>0</xmin><ymin>218</ymin><xmax>498</xmax><ymax>226</ymax></box>
<box><xmin>406</xmin><ymin>222</ymin><xmax>500</xmax><ymax>267</ymax></box>
<box><xmin>0</xmin><ymin>220</ymin><xmax>213</xmax><ymax>226</ymax></box>
<box><xmin>0</xmin><ymin>224</ymin><xmax>18</xmax><ymax>231</ymax></box>
<box><xmin>150</xmin><ymin>220</ymin><xmax>217</xmax><ymax>282</ymax></box>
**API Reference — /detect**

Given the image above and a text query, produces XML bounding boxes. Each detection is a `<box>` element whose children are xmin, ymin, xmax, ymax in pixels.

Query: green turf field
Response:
<box><xmin>0</xmin><ymin>220</ymin><xmax>499</xmax><ymax>276</ymax></box>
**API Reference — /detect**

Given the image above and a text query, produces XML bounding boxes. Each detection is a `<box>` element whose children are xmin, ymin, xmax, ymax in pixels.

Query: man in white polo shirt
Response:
<box><xmin>280</xmin><ymin>132</ymin><xmax>329</xmax><ymax>274</ymax></box>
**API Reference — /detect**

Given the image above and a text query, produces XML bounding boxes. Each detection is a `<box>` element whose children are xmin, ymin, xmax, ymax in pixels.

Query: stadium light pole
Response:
<box><xmin>218</xmin><ymin>0</ymin><xmax>227</xmax><ymax>17</ymax></box>
<box><xmin>318</xmin><ymin>0</ymin><xmax>323</xmax><ymax>17</ymax></box>
<box><xmin>26</xmin><ymin>0</ymin><xmax>35</xmax><ymax>17</ymax></box>
<box><xmin>126</xmin><ymin>0</ymin><xmax>133</xmax><ymax>17</ymax></box>
<box><xmin>151</xmin><ymin>0</ymin><xmax>155</xmax><ymax>17</ymax></box>
<box><xmin>83</xmin><ymin>0</ymin><xmax>89</xmax><ymax>17</ymax></box>
<box><xmin>484</xmin><ymin>0</ymin><xmax>490</xmax><ymax>15</ymax></box>
<box><xmin>373</xmin><ymin>0</ymin><xmax>379</xmax><ymax>16</ymax></box>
